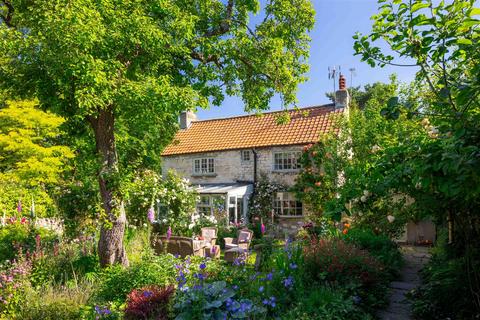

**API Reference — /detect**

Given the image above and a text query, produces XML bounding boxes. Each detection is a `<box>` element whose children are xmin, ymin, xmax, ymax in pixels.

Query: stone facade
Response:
<box><xmin>162</xmin><ymin>145</ymin><xmax>307</xmax><ymax>235</ymax></box>
<box><xmin>162</xmin><ymin>145</ymin><xmax>305</xmax><ymax>187</ymax></box>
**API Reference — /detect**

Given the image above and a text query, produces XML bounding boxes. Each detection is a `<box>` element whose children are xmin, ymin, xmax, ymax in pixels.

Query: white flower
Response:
<box><xmin>143</xmin><ymin>223</ymin><xmax>147</xmax><ymax>228</ymax></box>
<box><xmin>360</xmin><ymin>195</ymin><xmax>367</xmax><ymax>203</ymax></box>
<box><xmin>371</xmin><ymin>145</ymin><xmax>381</xmax><ymax>153</ymax></box>
<box><xmin>387</xmin><ymin>215</ymin><xmax>395</xmax><ymax>223</ymax></box>
<box><xmin>363</xmin><ymin>190</ymin><xmax>370</xmax><ymax>197</ymax></box>
<box><xmin>188</xmin><ymin>223</ymin><xmax>195</xmax><ymax>229</ymax></box>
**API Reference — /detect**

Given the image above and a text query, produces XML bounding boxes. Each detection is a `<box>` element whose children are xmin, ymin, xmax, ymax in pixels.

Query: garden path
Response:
<box><xmin>378</xmin><ymin>245</ymin><xmax>431</xmax><ymax>320</ymax></box>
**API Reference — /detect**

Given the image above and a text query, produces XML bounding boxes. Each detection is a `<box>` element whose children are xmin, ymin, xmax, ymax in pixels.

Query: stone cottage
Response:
<box><xmin>161</xmin><ymin>76</ymin><xmax>350</xmax><ymax>230</ymax></box>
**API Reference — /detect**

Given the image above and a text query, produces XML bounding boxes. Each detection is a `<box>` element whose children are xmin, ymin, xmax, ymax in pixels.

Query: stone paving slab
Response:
<box><xmin>378</xmin><ymin>245</ymin><xmax>431</xmax><ymax>320</ymax></box>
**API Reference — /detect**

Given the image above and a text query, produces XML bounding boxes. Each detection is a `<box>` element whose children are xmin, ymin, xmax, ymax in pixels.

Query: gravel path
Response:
<box><xmin>378</xmin><ymin>245</ymin><xmax>431</xmax><ymax>320</ymax></box>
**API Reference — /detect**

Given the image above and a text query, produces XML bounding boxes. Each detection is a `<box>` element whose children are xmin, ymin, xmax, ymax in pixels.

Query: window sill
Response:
<box><xmin>192</xmin><ymin>173</ymin><xmax>217</xmax><ymax>177</ymax></box>
<box><xmin>271</xmin><ymin>170</ymin><xmax>301</xmax><ymax>174</ymax></box>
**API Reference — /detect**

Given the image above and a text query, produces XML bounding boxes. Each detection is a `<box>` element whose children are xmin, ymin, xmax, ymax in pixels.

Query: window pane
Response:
<box><xmin>208</xmin><ymin>158</ymin><xmax>214</xmax><ymax>173</ymax></box>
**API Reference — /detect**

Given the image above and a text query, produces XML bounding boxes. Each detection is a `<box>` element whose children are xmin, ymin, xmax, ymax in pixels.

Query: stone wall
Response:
<box><xmin>162</xmin><ymin>145</ymin><xmax>305</xmax><ymax>187</ymax></box>
<box><xmin>162</xmin><ymin>145</ymin><xmax>308</xmax><ymax>236</ymax></box>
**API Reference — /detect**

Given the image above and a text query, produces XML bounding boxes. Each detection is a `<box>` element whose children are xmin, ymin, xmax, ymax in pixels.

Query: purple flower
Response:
<box><xmin>194</xmin><ymin>273</ymin><xmax>205</xmax><ymax>280</ymax></box>
<box><xmin>283</xmin><ymin>276</ymin><xmax>294</xmax><ymax>289</ymax></box>
<box><xmin>259</xmin><ymin>286</ymin><xmax>264</xmax><ymax>293</ymax></box>
<box><xmin>143</xmin><ymin>290</ymin><xmax>153</xmax><ymax>298</ymax></box>
<box><xmin>199</xmin><ymin>262</ymin><xmax>206</xmax><ymax>270</ymax></box>
<box><xmin>17</xmin><ymin>200</ymin><xmax>22</xmax><ymax>214</ymax></box>
<box><xmin>289</xmin><ymin>263</ymin><xmax>298</xmax><ymax>269</ymax></box>
<box><xmin>353</xmin><ymin>295</ymin><xmax>362</xmax><ymax>304</ymax></box>
<box><xmin>166</xmin><ymin>226</ymin><xmax>172</xmax><ymax>240</ymax></box>
<box><xmin>147</xmin><ymin>207</ymin><xmax>155</xmax><ymax>223</ymax></box>
<box><xmin>266</xmin><ymin>272</ymin><xmax>273</xmax><ymax>281</ymax></box>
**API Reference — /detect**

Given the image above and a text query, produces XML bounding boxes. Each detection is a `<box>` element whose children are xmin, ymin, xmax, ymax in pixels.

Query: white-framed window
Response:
<box><xmin>241</xmin><ymin>150</ymin><xmax>252</xmax><ymax>163</ymax></box>
<box><xmin>273</xmin><ymin>151</ymin><xmax>302</xmax><ymax>171</ymax></box>
<box><xmin>273</xmin><ymin>192</ymin><xmax>303</xmax><ymax>217</ymax></box>
<box><xmin>193</xmin><ymin>158</ymin><xmax>215</xmax><ymax>174</ymax></box>
<box><xmin>196</xmin><ymin>195</ymin><xmax>225</xmax><ymax>216</ymax></box>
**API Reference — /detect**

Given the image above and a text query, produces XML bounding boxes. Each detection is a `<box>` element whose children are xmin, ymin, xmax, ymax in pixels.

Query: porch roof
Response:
<box><xmin>194</xmin><ymin>182</ymin><xmax>253</xmax><ymax>194</ymax></box>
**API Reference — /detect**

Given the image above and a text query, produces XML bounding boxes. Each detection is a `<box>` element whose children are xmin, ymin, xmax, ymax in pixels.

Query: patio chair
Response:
<box><xmin>151</xmin><ymin>235</ymin><xmax>204</xmax><ymax>258</ymax></box>
<box><xmin>201</xmin><ymin>227</ymin><xmax>218</xmax><ymax>247</ymax></box>
<box><xmin>224</xmin><ymin>228</ymin><xmax>254</xmax><ymax>251</ymax></box>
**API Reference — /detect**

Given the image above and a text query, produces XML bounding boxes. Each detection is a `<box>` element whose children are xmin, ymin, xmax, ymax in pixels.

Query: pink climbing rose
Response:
<box><xmin>261</xmin><ymin>223</ymin><xmax>266</xmax><ymax>235</ymax></box>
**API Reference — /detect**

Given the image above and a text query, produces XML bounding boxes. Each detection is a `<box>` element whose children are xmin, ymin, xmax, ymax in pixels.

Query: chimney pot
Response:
<box><xmin>335</xmin><ymin>74</ymin><xmax>349</xmax><ymax>109</ymax></box>
<box><xmin>339</xmin><ymin>74</ymin><xmax>346</xmax><ymax>90</ymax></box>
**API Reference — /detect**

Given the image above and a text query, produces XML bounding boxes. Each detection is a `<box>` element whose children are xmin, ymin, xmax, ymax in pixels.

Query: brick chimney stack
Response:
<box><xmin>335</xmin><ymin>74</ymin><xmax>349</xmax><ymax>109</ymax></box>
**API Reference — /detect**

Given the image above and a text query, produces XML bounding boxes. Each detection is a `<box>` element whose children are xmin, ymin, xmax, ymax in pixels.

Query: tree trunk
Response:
<box><xmin>89</xmin><ymin>107</ymin><xmax>129</xmax><ymax>267</ymax></box>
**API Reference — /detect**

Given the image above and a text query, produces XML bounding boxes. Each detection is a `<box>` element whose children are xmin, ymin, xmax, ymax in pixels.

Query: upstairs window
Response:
<box><xmin>273</xmin><ymin>152</ymin><xmax>302</xmax><ymax>171</ymax></box>
<box><xmin>273</xmin><ymin>192</ymin><xmax>303</xmax><ymax>217</ymax></box>
<box><xmin>193</xmin><ymin>158</ymin><xmax>215</xmax><ymax>174</ymax></box>
<box><xmin>241</xmin><ymin>150</ymin><xmax>252</xmax><ymax>163</ymax></box>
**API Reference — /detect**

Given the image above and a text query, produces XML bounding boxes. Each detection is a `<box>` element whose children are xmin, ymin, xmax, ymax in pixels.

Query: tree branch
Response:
<box><xmin>0</xmin><ymin>0</ymin><xmax>14</xmax><ymax>28</ymax></box>
<box><xmin>202</xmin><ymin>0</ymin><xmax>234</xmax><ymax>38</ymax></box>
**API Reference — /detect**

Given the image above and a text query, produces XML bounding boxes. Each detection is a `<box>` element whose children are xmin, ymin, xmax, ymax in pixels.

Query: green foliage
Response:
<box><xmin>13</xmin><ymin>284</ymin><xmax>93</xmax><ymax>320</ymax></box>
<box><xmin>94</xmin><ymin>253</ymin><xmax>179</xmax><ymax>304</ymax></box>
<box><xmin>0</xmin><ymin>100</ymin><xmax>73</xmax><ymax>216</ymax></box>
<box><xmin>152</xmin><ymin>170</ymin><xmax>198</xmax><ymax>236</ymax></box>
<box><xmin>343</xmin><ymin>228</ymin><xmax>403</xmax><ymax>278</ymax></box>
<box><xmin>352</xmin><ymin>0</ymin><xmax>480</xmax><ymax>315</ymax></box>
<box><xmin>0</xmin><ymin>0</ymin><xmax>315</xmax><ymax>265</ymax></box>
<box><xmin>282</xmin><ymin>286</ymin><xmax>372</xmax><ymax>320</ymax></box>
<box><xmin>0</xmin><ymin>221</ymin><xmax>60</xmax><ymax>262</ymax></box>
<box><xmin>302</xmin><ymin>238</ymin><xmax>390</xmax><ymax>311</ymax></box>
<box><xmin>410</xmin><ymin>230</ymin><xmax>480</xmax><ymax>319</ymax></box>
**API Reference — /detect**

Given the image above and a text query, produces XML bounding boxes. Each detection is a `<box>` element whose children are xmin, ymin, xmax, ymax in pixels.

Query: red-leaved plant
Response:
<box><xmin>124</xmin><ymin>285</ymin><xmax>175</xmax><ymax>320</ymax></box>
<box><xmin>303</xmin><ymin>238</ymin><xmax>384</xmax><ymax>288</ymax></box>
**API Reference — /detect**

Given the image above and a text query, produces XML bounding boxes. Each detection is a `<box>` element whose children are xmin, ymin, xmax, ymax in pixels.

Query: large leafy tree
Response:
<box><xmin>0</xmin><ymin>0</ymin><xmax>314</xmax><ymax>266</ymax></box>
<box><xmin>0</xmin><ymin>99</ymin><xmax>74</xmax><ymax>215</ymax></box>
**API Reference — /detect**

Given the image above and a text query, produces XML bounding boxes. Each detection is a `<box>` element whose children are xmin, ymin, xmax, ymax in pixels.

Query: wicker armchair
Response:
<box><xmin>201</xmin><ymin>227</ymin><xmax>218</xmax><ymax>247</ymax></box>
<box><xmin>151</xmin><ymin>235</ymin><xmax>204</xmax><ymax>258</ymax></box>
<box><xmin>224</xmin><ymin>228</ymin><xmax>254</xmax><ymax>251</ymax></box>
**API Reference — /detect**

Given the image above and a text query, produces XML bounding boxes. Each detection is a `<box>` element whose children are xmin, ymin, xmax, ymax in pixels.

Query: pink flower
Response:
<box><xmin>147</xmin><ymin>207</ymin><xmax>155</xmax><ymax>223</ymax></box>
<box><xmin>167</xmin><ymin>226</ymin><xmax>172</xmax><ymax>240</ymax></box>
<box><xmin>17</xmin><ymin>200</ymin><xmax>22</xmax><ymax>214</ymax></box>
<box><xmin>20</xmin><ymin>217</ymin><xmax>27</xmax><ymax>224</ymax></box>
<box><xmin>261</xmin><ymin>223</ymin><xmax>266</xmax><ymax>235</ymax></box>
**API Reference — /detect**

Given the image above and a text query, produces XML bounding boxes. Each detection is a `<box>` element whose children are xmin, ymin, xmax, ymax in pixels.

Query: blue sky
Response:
<box><xmin>197</xmin><ymin>0</ymin><xmax>419</xmax><ymax>120</ymax></box>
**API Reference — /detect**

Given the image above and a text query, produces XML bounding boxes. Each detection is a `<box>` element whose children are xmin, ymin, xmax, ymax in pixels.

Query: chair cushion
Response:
<box><xmin>202</xmin><ymin>228</ymin><xmax>216</xmax><ymax>240</ymax></box>
<box><xmin>238</xmin><ymin>231</ymin><xmax>251</xmax><ymax>243</ymax></box>
<box><xmin>225</xmin><ymin>243</ymin><xmax>238</xmax><ymax>250</ymax></box>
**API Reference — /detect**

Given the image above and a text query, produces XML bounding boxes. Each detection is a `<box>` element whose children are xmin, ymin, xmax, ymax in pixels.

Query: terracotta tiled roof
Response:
<box><xmin>161</xmin><ymin>104</ymin><xmax>344</xmax><ymax>156</ymax></box>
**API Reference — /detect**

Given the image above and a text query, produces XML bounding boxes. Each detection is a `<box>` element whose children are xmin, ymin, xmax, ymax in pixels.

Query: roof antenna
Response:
<box><xmin>348</xmin><ymin>67</ymin><xmax>357</xmax><ymax>89</ymax></box>
<box><xmin>328</xmin><ymin>65</ymin><xmax>341</xmax><ymax>93</ymax></box>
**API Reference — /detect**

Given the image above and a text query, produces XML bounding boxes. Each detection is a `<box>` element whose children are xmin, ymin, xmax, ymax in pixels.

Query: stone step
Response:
<box><xmin>390</xmin><ymin>281</ymin><xmax>416</xmax><ymax>291</ymax></box>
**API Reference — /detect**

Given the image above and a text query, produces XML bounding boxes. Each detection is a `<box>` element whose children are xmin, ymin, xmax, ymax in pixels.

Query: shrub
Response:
<box><xmin>303</xmin><ymin>238</ymin><xmax>389</xmax><ymax>310</ymax></box>
<box><xmin>0</xmin><ymin>220</ymin><xmax>60</xmax><ymax>262</ymax></box>
<box><xmin>343</xmin><ymin>227</ymin><xmax>403</xmax><ymax>277</ymax></box>
<box><xmin>410</xmin><ymin>232</ymin><xmax>480</xmax><ymax>319</ymax></box>
<box><xmin>94</xmin><ymin>253</ymin><xmax>178</xmax><ymax>303</ymax></box>
<box><xmin>282</xmin><ymin>286</ymin><xmax>372</xmax><ymax>320</ymax></box>
<box><xmin>124</xmin><ymin>285</ymin><xmax>175</xmax><ymax>320</ymax></box>
<box><xmin>174</xmin><ymin>280</ymin><xmax>266</xmax><ymax>319</ymax></box>
<box><xmin>14</xmin><ymin>282</ymin><xmax>94</xmax><ymax>320</ymax></box>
